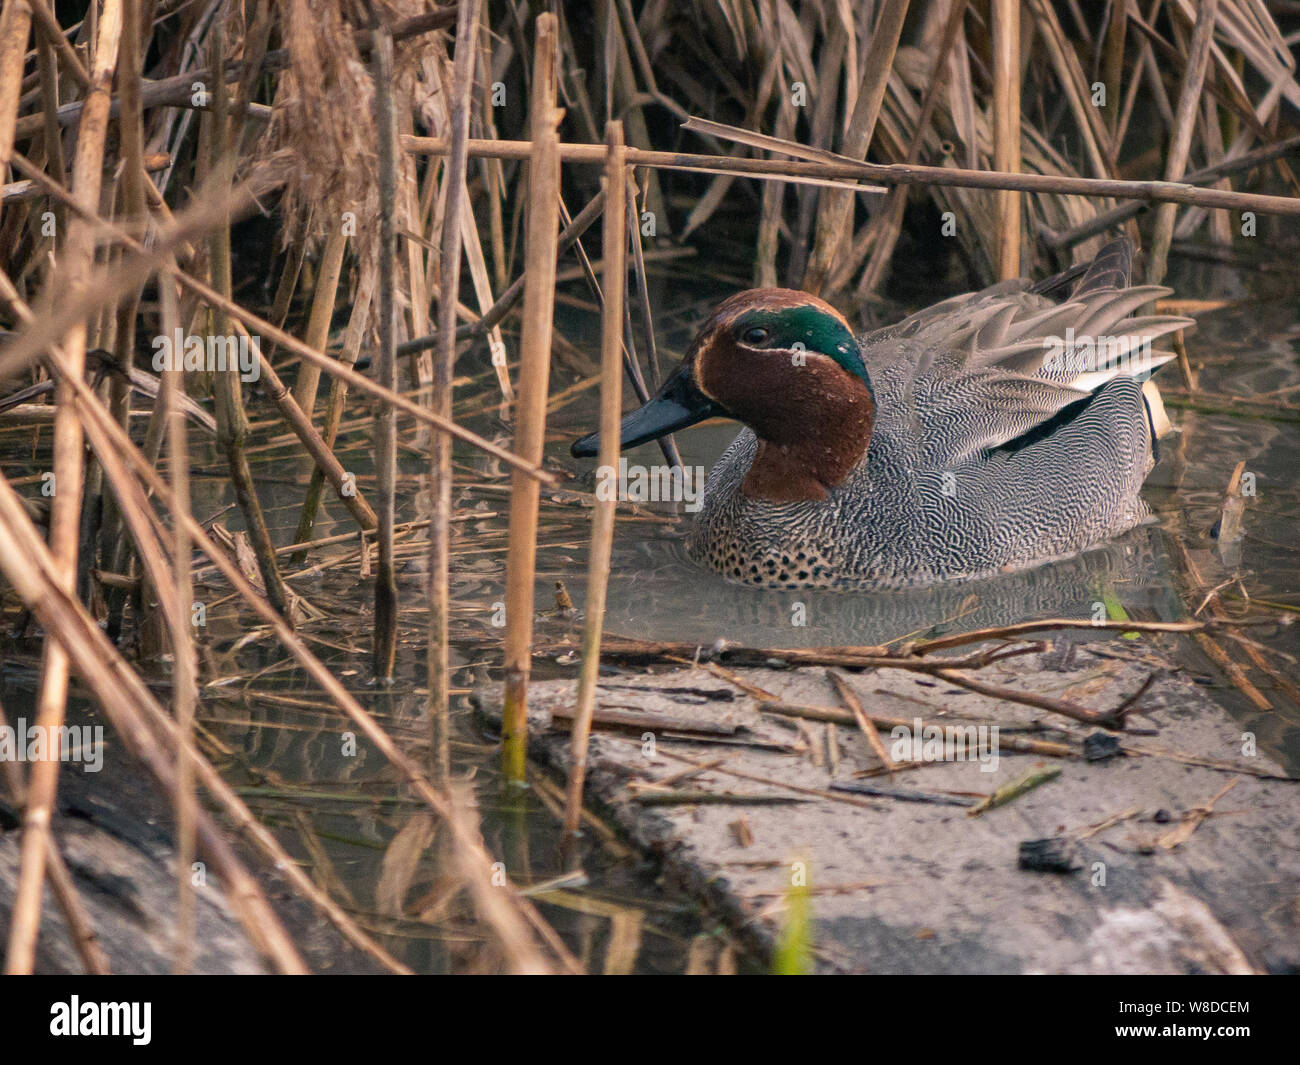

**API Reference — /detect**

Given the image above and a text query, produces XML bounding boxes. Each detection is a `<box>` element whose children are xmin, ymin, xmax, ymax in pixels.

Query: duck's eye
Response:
<box><xmin>741</xmin><ymin>326</ymin><xmax>770</xmax><ymax>345</ymax></box>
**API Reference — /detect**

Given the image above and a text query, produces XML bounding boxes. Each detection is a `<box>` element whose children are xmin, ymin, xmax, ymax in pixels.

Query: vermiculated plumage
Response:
<box><xmin>687</xmin><ymin>242</ymin><xmax>1190</xmax><ymax>588</ymax></box>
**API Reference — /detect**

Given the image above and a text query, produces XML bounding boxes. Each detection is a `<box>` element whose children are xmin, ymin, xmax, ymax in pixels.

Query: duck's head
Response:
<box><xmin>571</xmin><ymin>288</ymin><xmax>875</xmax><ymax>502</ymax></box>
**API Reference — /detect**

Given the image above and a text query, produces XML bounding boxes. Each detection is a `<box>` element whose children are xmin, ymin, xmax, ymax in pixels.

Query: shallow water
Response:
<box><xmin>546</xmin><ymin>249</ymin><xmax>1300</xmax><ymax>771</ymax></box>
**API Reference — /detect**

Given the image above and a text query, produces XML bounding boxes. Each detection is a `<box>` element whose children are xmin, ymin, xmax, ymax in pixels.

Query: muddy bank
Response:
<box><xmin>478</xmin><ymin>636</ymin><xmax>1300</xmax><ymax>974</ymax></box>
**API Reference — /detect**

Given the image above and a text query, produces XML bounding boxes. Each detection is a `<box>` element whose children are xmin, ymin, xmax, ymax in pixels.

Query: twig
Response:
<box><xmin>827</xmin><ymin>671</ymin><xmax>895</xmax><ymax>777</ymax></box>
<box><xmin>1158</xmin><ymin>778</ymin><xmax>1239</xmax><ymax>848</ymax></box>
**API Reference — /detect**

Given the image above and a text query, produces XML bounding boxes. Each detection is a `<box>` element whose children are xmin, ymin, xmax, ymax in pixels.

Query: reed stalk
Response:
<box><xmin>414</xmin><ymin>132</ymin><xmax>1300</xmax><ymax>218</ymax></box>
<box><xmin>5</xmin><ymin>0</ymin><xmax>122</xmax><ymax>976</ymax></box>
<box><xmin>372</xmin><ymin>29</ymin><xmax>399</xmax><ymax>683</ymax></box>
<box><xmin>31</xmin><ymin>23</ymin><xmax>63</xmax><ymax>239</ymax></box>
<box><xmin>1102</xmin><ymin>0</ymin><xmax>1130</xmax><ymax>137</ymax></box>
<box><xmin>291</xmin><ymin>226</ymin><xmax>348</xmax><ymax>419</ymax></box>
<box><xmin>802</xmin><ymin>0</ymin><xmax>910</xmax><ymax>295</ymax></box>
<box><xmin>157</xmin><ymin>266</ymin><xmax>197</xmax><ymax>973</ymax></box>
<box><xmin>429</xmin><ymin>0</ymin><xmax>483</xmax><ymax>781</ymax></box>
<box><xmin>854</xmin><ymin>0</ymin><xmax>969</xmax><ymax>297</ymax></box>
<box><xmin>239</xmin><ymin>321</ymin><xmax>379</xmax><ymax>531</ymax></box>
<box><xmin>291</xmin><ymin>262</ymin><xmax>376</xmax><ymax>560</ymax></box>
<box><xmin>0</xmin><ymin>0</ymin><xmax>33</xmax><ymax>170</ymax></box>
<box><xmin>501</xmin><ymin>13</ymin><xmax>562</xmax><ymax>785</ymax></box>
<box><xmin>204</xmin><ymin>24</ymin><xmax>290</xmax><ymax>620</ymax></box>
<box><xmin>992</xmin><ymin>0</ymin><xmax>1022</xmax><ymax>279</ymax></box>
<box><xmin>99</xmin><ymin>0</ymin><xmax>147</xmax><ymax>617</ymax></box>
<box><xmin>1148</xmin><ymin>0</ymin><xmax>1220</xmax><ymax>285</ymax></box>
<box><xmin>564</xmin><ymin>120</ymin><xmax>625</xmax><ymax>840</ymax></box>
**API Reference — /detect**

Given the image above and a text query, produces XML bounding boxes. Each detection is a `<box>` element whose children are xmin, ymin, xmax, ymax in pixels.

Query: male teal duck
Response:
<box><xmin>572</xmin><ymin>239</ymin><xmax>1191</xmax><ymax>589</ymax></box>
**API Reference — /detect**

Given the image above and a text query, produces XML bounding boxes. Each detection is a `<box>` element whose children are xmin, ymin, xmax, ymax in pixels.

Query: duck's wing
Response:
<box><xmin>862</xmin><ymin>246</ymin><xmax>1192</xmax><ymax>470</ymax></box>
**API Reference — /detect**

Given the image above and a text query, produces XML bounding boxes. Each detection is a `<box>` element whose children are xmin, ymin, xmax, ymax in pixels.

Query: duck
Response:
<box><xmin>571</xmin><ymin>238</ymin><xmax>1192</xmax><ymax>589</ymax></box>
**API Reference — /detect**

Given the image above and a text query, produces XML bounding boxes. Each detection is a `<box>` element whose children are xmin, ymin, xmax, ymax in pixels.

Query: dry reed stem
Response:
<box><xmin>0</xmin><ymin>160</ymin><xmax>557</xmax><ymax>485</ymax></box>
<box><xmin>1103</xmin><ymin>0</ymin><xmax>1129</xmax><ymax>137</ymax></box>
<box><xmin>0</xmin><ymin>0</ymin><xmax>32</xmax><ymax>168</ymax></box>
<box><xmin>854</xmin><ymin>0</ymin><xmax>969</xmax><ymax>296</ymax></box>
<box><xmin>27</xmin><ymin>0</ymin><xmax>89</xmax><ymax>90</ymax></box>
<box><xmin>802</xmin><ymin>0</ymin><xmax>911</xmax><ymax>295</ymax></box>
<box><xmin>100</xmin><ymin>0</ymin><xmax>148</xmax><ymax>572</ymax></box>
<box><xmin>1029</xmin><ymin>0</ymin><xmax>1116</xmax><ymax>178</ymax></box>
<box><xmin>422</xmin><ymin>131</ymin><xmax>1300</xmax><ymax>218</ymax></box>
<box><xmin>429</xmin><ymin>0</ymin><xmax>483</xmax><ymax>781</ymax></box>
<box><xmin>992</xmin><ymin>0</ymin><xmax>1022</xmax><ymax>279</ymax></box>
<box><xmin>373</xmin><ymin>28</ymin><xmax>398</xmax><ymax>682</ymax></box>
<box><xmin>157</xmin><ymin>267</ymin><xmax>197</xmax><ymax>973</ymax></box>
<box><xmin>1148</xmin><ymin>0</ymin><xmax>1220</xmax><ymax>284</ymax></box>
<box><xmin>291</xmin><ymin>226</ymin><xmax>348</xmax><ymax>418</ymax></box>
<box><xmin>291</xmin><ymin>260</ymin><xmax>376</xmax><ymax>557</ymax></box>
<box><xmin>501</xmin><ymin>13</ymin><xmax>562</xmax><ymax>785</ymax></box>
<box><xmin>233</xmin><ymin>318</ymin><xmax>379</xmax><ymax>532</ymax></box>
<box><xmin>30</xmin><ymin>29</ymin><xmax>63</xmax><ymax>238</ymax></box>
<box><xmin>624</xmin><ymin>174</ymin><xmax>682</xmax><ymax>468</ymax></box>
<box><xmin>828</xmin><ymin>671</ymin><xmax>896</xmax><ymax>779</ymax></box>
<box><xmin>204</xmin><ymin>24</ymin><xmax>290</xmax><ymax>620</ymax></box>
<box><xmin>6</xmin><ymin>0</ymin><xmax>122</xmax><ymax>976</ymax></box>
<box><xmin>563</xmin><ymin>120</ymin><xmax>625</xmax><ymax>840</ymax></box>
<box><xmin>3</xmin><ymin>310</ymin><xmax>555</xmax><ymax>970</ymax></box>
<box><xmin>406</xmin><ymin>135</ymin><xmax>887</xmax><ymax>193</ymax></box>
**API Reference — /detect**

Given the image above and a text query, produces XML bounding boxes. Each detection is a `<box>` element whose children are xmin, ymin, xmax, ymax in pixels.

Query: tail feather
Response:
<box><xmin>1072</xmin><ymin>237</ymin><xmax>1133</xmax><ymax>296</ymax></box>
